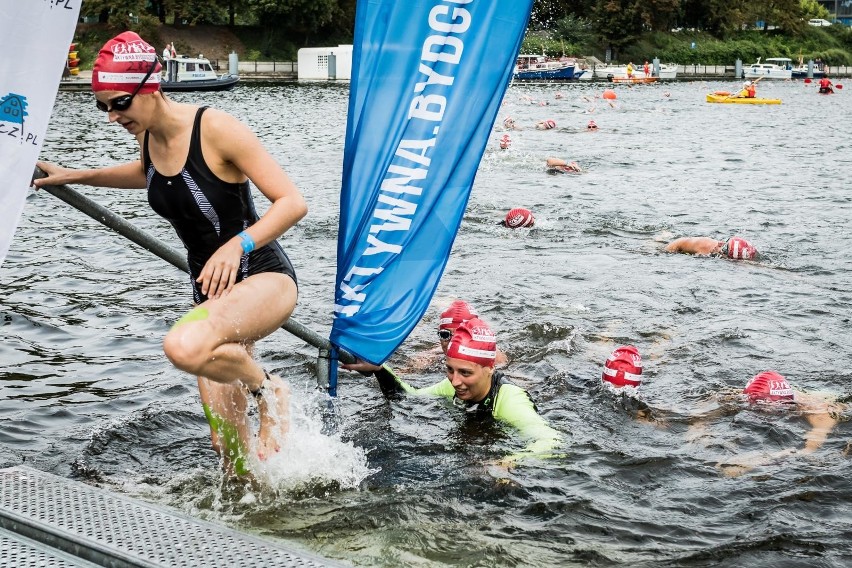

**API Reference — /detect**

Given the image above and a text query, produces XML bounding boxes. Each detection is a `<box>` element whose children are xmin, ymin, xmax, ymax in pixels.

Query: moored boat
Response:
<box><xmin>611</xmin><ymin>76</ymin><xmax>658</xmax><ymax>84</ymax></box>
<box><xmin>593</xmin><ymin>63</ymin><xmax>677</xmax><ymax>80</ymax></box>
<box><xmin>791</xmin><ymin>64</ymin><xmax>825</xmax><ymax>79</ymax></box>
<box><xmin>161</xmin><ymin>55</ymin><xmax>239</xmax><ymax>92</ymax></box>
<box><xmin>513</xmin><ymin>55</ymin><xmax>577</xmax><ymax>80</ymax></box>
<box><xmin>705</xmin><ymin>93</ymin><xmax>782</xmax><ymax>104</ymax></box>
<box><xmin>743</xmin><ymin>57</ymin><xmax>793</xmax><ymax>80</ymax></box>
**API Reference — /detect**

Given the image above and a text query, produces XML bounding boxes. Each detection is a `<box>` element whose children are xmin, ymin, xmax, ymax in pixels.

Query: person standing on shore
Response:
<box><xmin>33</xmin><ymin>31</ymin><xmax>307</xmax><ymax>473</ymax></box>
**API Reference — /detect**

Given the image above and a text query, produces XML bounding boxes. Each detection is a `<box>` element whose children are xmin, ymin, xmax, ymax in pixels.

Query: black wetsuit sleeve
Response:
<box><xmin>374</xmin><ymin>365</ymin><xmax>405</xmax><ymax>398</ymax></box>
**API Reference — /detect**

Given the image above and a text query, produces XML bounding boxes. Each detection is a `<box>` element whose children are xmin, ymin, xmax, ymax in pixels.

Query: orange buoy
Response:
<box><xmin>602</xmin><ymin>89</ymin><xmax>617</xmax><ymax>100</ymax></box>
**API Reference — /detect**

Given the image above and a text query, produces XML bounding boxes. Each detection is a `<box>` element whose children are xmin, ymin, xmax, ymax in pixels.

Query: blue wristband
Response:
<box><xmin>237</xmin><ymin>231</ymin><xmax>255</xmax><ymax>254</ymax></box>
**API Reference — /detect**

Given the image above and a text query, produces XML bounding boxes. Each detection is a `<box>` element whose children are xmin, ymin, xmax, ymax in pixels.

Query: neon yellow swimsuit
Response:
<box><xmin>375</xmin><ymin>366</ymin><xmax>563</xmax><ymax>462</ymax></box>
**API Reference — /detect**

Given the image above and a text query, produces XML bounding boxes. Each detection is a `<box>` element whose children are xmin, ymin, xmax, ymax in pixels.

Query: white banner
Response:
<box><xmin>0</xmin><ymin>0</ymin><xmax>81</xmax><ymax>267</ymax></box>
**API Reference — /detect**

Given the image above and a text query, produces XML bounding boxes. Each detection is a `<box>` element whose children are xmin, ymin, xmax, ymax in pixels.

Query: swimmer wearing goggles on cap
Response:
<box><xmin>34</xmin><ymin>31</ymin><xmax>308</xmax><ymax>474</ymax></box>
<box><xmin>346</xmin><ymin>319</ymin><xmax>562</xmax><ymax>468</ymax></box>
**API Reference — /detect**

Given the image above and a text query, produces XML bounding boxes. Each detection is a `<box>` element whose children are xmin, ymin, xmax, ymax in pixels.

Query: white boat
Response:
<box><xmin>592</xmin><ymin>63</ymin><xmax>677</xmax><ymax>80</ymax></box>
<box><xmin>161</xmin><ymin>55</ymin><xmax>239</xmax><ymax>92</ymax></box>
<box><xmin>743</xmin><ymin>57</ymin><xmax>793</xmax><ymax>80</ymax></box>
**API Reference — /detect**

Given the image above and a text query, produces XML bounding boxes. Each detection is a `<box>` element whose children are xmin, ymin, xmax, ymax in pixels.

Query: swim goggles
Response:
<box><xmin>95</xmin><ymin>57</ymin><xmax>159</xmax><ymax>113</ymax></box>
<box><xmin>437</xmin><ymin>329</ymin><xmax>453</xmax><ymax>341</ymax></box>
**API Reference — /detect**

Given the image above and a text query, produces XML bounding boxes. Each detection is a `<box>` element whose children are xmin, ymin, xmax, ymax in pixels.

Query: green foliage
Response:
<box><xmin>800</xmin><ymin>0</ymin><xmax>830</xmax><ymax>20</ymax></box>
<box><xmin>522</xmin><ymin>31</ymin><xmax>583</xmax><ymax>58</ymax></box>
<box><xmin>229</xmin><ymin>26</ymin><xmax>297</xmax><ymax>60</ymax></box>
<box><xmin>554</xmin><ymin>14</ymin><xmax>596</xmax><ymax>46</ymax></box>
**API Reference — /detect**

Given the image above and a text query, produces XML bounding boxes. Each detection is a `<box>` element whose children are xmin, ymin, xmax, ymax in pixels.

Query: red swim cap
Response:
<box><xmin>725</xmin><ymin>236</ymin><xmax>757</xmax><ymax>260</ymax></box>
<box><xmin>743</xmin><ymin>371</ymin><xmax>795</xmax><ymax>403</ymax></box>
<box><xmin>543</xmin><ymin>119</ymin><xmax>556</xmax><ymax>129</ymax></box>
<box><xmin>446</xmin><ymin>318</ymin><xmax>497</xmax><ymax>368</ymax></box>
<box><xmin>499</xmin><ymin>134</ymin><xmax>511</xmax><ymax>149</ymax></box>
<box><xmin>602</xmin><ymin>345</ymin><xmax>642</xmax><ymax>388</ymax></box>
<box><xmin>503</xmin><ymin>208</ymin><xmax>535</xmax><ymax>229</ymax></box>
<box><xmin>439</xmin><ymin>300</ymin><xmax>478</xmax><ymax>331</ymax></box>
<box><xmin>92</xmin><ymin>32</ymin><xmax>161</xmax><ymax>94</ymax></box>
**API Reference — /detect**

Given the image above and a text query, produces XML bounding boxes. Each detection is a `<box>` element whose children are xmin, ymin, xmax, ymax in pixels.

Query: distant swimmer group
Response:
<box><xmin>598</xmin><ymin>346</ymin><xmax>846</xmax><ymax>473</ymax></box>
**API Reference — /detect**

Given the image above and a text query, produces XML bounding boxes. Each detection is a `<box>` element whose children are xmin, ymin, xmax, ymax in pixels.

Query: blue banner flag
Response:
<box><xmin>331</xmin><ymin>0</ymin><xmax>534</xmax><ymax>366</ymax></box>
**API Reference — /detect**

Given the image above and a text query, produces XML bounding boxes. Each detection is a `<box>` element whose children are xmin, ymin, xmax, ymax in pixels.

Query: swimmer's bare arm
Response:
<box><xmin>664</xmin><ymin>237</ymin><xmax>721</xmax><ymax>255</ymax></box>
<box><xmin>33</xmin><ymin>160</ymin><xmax>147</xmax><ymax>189</ymax></box>
<box><xmin>802</xmin><ymin>412</ymin><xmax>838</xmax><ymax>454</ymax></box>
<box><xmin>197</xmin><ymin>109</ymin><xmax>307</xmax><ymax>299</ymax></box>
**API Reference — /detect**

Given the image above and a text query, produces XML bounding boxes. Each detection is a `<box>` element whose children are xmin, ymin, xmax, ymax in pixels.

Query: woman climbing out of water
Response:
<box><xmin>32</xmin><ymin>32</ymin><xmax>307</xmax><ymax>474</ymax></box>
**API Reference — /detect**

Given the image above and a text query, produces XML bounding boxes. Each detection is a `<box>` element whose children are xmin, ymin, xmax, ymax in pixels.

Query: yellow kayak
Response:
<box><xmin>706</xmin><ymin>93</ymin><xmax>781</xmax><ymax>104</ymax></box>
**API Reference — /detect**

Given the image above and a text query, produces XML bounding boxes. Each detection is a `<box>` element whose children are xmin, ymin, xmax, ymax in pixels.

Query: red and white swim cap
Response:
<box><xmin>587</xmin><ymin>120</ymin><xmax>598</xmax><ymax>129</ymax></box>
<box><xmin>439</xmin><ymin>300</ymin><xmax>478</xmax><ymax>331</ymax></box>
<box><xmin>446</xmin><ymin>318</ymin><xmax>497</xmax><ymax>368</ymax></box>
<box><xmin>725</xmin><ymin>236</ymin><xmax>758</xmax><ymax>260</ymax></box>
<box><xmin>743</xmin><ymin>371</ymin><xmax>794</xmax><ymax>403</ymax></box>
<box><xmin>503</xmin><ymin>208</ymin><xmax>535</xmax><ymax>229</ymax></box>
<box><xmin>602</xmin><ymin>345</ymin><xmax>642</xmax><ymax>388</ymax></box>
<box><xmin>543</xmin><ymin>119</ymin><xmax>556</xmax><ymax>129</ymax></box>
<box><xmin>499</xmin><ymin>134</ymin><xmax>512</xmax><ymax>149</ymax></box>
<box><xmin>92</xmin><ymin>32</ymin><xmax>161</xmax><ymax>94</ymax></box>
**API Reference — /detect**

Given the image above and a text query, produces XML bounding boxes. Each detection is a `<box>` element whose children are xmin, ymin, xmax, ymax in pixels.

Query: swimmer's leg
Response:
<box><xmin>163</xmin><ymin>273</ymin><xmax>296</xmax><ymax>461</ymax></box>
<box><xmin>198</xmin><ymin>376</ymin><xmax>251</xmax><ymax>476</ymax></box>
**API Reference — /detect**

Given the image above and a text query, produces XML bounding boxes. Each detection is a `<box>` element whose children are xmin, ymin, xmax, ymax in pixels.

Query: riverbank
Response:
<box><xmin>59</xmin><ymin>63</ymin><xmax>851</xmax><ymax>92</ymax></box>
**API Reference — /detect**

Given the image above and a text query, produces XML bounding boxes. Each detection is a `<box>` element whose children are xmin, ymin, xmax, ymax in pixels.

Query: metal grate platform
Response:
<box><xmin>1</xmin><ymin>526</ymin><xmax>102</xmax><ymax>567</ymax></box>
<box><xmin>0</xmin><ymin>466</ymin><xmax>346</xmax><ymax>568</ymax></box>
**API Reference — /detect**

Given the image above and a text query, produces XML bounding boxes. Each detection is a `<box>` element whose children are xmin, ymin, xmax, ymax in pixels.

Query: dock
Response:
<box><xmin>0</xmin><ymin>465</ymin><xmax>345</xmax><ymax>568</ymax></box>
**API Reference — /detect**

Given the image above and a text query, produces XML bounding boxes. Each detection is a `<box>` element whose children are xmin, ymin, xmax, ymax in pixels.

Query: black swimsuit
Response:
<box><xmin>144</xmin><ymin>107</ymin><xmax>296</xmax><ymax>303</ymax></box>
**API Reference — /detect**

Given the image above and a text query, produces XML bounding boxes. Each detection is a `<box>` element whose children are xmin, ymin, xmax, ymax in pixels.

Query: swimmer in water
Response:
<box><xmin>599</xmin><ymin>345</ymin><xmax>655</xmax><ymax>421</ymax></box>
<box><xmin>664</xmin><ymin>236</ymin><xmax>758</xmax><ymax>260</ymax></box>
<box><xmin>352</xmin><ymin>318</ymin><xmax>562</xmax><ymax>467</ymax></box>
<box><xmin>546</xmin><ymin>157</ymin><xmax>582</xmax><ymax>173</ymax></box>
<box><xmin>343</xmin><ymin>300</ymin><xmax>508</xmax><ymax>376</ymax></box>
<box><xmin>689</xmin><ymin>371</ymin><xmax>846</xmax><ymax>477</ymax></box>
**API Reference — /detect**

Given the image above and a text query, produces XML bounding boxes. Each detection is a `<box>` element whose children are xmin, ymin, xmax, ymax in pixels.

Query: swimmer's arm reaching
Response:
<box><xmin>373</xmin><ymin>365</ymin><xmax>454</xmax><ymax>398</ymax></box>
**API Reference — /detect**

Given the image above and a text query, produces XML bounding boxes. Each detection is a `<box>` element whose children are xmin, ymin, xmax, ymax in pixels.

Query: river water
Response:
<box><xmin>2</xmin><ymin>79</ymin><xmax>851</xmax><ymax>567</ymax></box>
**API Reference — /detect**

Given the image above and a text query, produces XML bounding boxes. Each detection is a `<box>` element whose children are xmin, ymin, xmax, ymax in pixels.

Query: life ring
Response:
<box><xmin>713</xmin><ymin>90</ymin><xmax>731</xmax><ymax>96</ymax></box>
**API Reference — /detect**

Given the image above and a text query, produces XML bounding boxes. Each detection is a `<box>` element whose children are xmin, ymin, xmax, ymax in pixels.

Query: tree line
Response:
<box><xmin>80</xmin><ymin>0</ymin><xmax>832</xmax><ymax>53</ymax></box>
